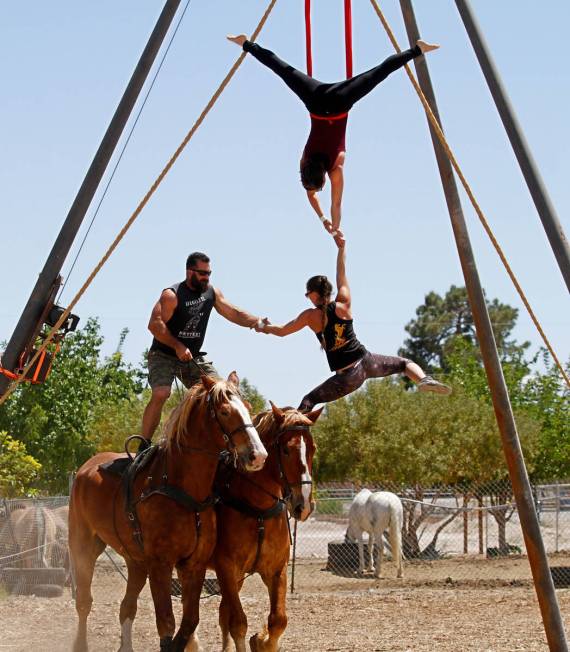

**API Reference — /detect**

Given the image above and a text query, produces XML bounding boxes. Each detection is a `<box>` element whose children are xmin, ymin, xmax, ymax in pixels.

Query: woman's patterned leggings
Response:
<box><xmin>298</xmin><ymin>352</ymin><xmax>409</xmax><ymax>411</ymax></box>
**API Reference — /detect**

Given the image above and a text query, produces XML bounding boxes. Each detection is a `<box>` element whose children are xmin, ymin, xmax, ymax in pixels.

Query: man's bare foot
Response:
<box><xmin>227</xmin><ymin>34</ymin><xmax>247</xmax><ymax>47</ymax></box>
<box><xmin>417</xmin><ymin>39</ymin><xmax>440</xmax><ymax>54</ymax></box>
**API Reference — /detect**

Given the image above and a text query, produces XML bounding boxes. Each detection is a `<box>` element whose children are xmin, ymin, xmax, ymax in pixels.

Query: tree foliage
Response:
<box><xmin>525</xmin><ymin>351</ymin><xmax>570</xmax><ymax>480</ymax></box>
<box><xmin>239</xmin><ymin>377</ymin><xmax>267</xmax><ymax>414</ymax></box>
<box><xmin>313</xmin><ymin>379</ymin><xmax>539</xmax><ymax>487</ymax></box>
<box><xmin>0</xmin><ymin>318</ymin><xmax>143</xmax><ymax>493</ymax></box>
<box><xmin>0</xmin><ymin>432</ymin><xmax>42</xmax><ymax>497</ymax></box>
<box><xmin>399</xmin><ymin>285</ymin><xmax>529</xmax><ymax>374</ymax></box>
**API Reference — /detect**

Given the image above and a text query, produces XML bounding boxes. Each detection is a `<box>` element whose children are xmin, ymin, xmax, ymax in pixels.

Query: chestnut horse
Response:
<box><xmin>211</xmin><ymin>402</ymin><xmax>320</xmax><ymax>652</ymax></box>
<box><xmin>69</xmin><ymin>376</ymin><xmax>267</xmax><ymax>652</ymax></box>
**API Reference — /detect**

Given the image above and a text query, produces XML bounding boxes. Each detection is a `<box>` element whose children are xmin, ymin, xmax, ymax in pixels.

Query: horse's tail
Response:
<box><xmin>388</xmin><ymin>499</ymin><xmax>404</xmax><ymax>578</ymax></box>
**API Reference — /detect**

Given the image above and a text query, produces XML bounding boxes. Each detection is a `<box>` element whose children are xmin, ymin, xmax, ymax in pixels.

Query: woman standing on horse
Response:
<box><xmin>256</xmin><ymin>233</ymin><xmax>451</xmax><ymax>410</ymax></box>
<box><xmin>227</xmin><ymin>34</ymin><xmax>439</xmax><ymax>243</ymax></box>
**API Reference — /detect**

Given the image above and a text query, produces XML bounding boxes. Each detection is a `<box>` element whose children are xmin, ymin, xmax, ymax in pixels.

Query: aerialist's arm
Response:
<box><xmin>214</xmin><ymin>287</ymin><xmax>264</xmax><ymax>329</ymax></box>
<box><xmin>306</xmin><ymin>189</ymin><xmax>333</xmax><ymax>234</ymax></box>
<box><xmin>148</xmin><ymin>289</ymin><xmax>191</xmax><ymax>360</ymax></box>
<box><xmin>329</xmin><ymin>153</ymin><xmax>345</xmax><ymax>232</ymax></box>
<box><xmin>335</xmin><ymin>241</ymin><xmax>352</xmax><ymax>316</ymax></box>
<box><xmin>259</xmin><ymin>309</ymin><xmax>315</xmax><ymax>337</ymax></box>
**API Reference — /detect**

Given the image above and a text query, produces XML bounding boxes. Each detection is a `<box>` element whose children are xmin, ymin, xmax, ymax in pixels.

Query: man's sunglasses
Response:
<box><xmin>190</xmin><ymin>269</ymin><xmax>212</xmax><ymax>277</ymax></box>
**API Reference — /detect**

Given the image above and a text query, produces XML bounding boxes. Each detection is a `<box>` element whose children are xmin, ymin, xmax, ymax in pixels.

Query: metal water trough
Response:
<box><xmin>327</xmin><ymin>540</ymin><xmax>372</xmax><ymax>575</ymax></box>
<box><xmin>550</xmin><ymin>567</ymin><xmax>570</xmax><ymax>588</ymax></box>
<box><xmin>0</xmin><ymin>567</ymin><xmax>66</xmax><ymax>596</ymax></box>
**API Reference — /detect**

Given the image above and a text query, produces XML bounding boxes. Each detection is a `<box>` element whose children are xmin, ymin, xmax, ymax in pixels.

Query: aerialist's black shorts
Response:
<box><xmin>299</xmin><ymin>351</ymin><xmax>409</xmax><ymax>411</ymax></box>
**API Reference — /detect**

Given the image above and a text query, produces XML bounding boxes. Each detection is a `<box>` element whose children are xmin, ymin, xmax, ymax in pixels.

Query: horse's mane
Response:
<box><xmin>253</xmin><ymin>407</ymin><xmax>313</xmax><ymax>442</ymax></box>
<box><xmin>161</xmin><ymin>378</ymin><xmax>239</xmax><ymax>451</ymax></box>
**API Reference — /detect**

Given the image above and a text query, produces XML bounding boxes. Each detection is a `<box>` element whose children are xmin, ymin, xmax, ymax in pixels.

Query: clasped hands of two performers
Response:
<box><xmin>320</xmin><ymin>218</ymin><xmax>345</xmax><ymax>249</ymax></box>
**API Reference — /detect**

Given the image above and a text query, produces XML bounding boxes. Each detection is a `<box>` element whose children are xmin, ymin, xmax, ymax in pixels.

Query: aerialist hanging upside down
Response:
<box><xmin>228</xmin><ymin>34</ymin><xmax>439</xmax><ymax>243</ymax></box>
<box><xmin>255</xmin><ymin>232</ymin><xmax>451</xmax><ymax>410</ymax></box>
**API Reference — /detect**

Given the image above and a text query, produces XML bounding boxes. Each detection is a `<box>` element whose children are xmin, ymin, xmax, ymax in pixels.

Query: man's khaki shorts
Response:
<box><xmin>147</xmin><ymin>350</ymin><xmax>218</xmax><ymax>389</ymax></box>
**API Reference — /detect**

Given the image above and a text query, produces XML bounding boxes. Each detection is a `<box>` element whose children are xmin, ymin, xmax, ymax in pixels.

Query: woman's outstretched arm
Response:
<box><xmin>257</xmin><ymin>309</ymin><xmax>314</xmax><ymax>337</ymax></box>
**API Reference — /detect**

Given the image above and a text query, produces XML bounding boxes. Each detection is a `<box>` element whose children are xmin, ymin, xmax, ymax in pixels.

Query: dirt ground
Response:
<box><xmin>1</xmin><ymin>556</ymin><xmax>570</xmax><ymax>651</ymax></box>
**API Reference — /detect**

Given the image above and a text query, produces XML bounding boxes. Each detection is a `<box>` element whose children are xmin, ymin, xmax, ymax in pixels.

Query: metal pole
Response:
<box><xmin>0</xmin><ymin>0</ymin><xmax>183</xmax><ymax>397</ymax></box>
<box><xmin>399</xmin><ymin>2</ymin><xmax>568</xmax><ymax>649</ymax></box>
<box><xmin>454</xmin><ymin>0</ymin><xmax>570</xmax><ymax>294</ymax></box>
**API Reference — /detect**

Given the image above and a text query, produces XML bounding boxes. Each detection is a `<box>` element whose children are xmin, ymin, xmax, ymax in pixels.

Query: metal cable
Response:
<box><xmin>57</xmin><ymin>0</ymin><xmax>193</xmax><ymax>304</ymax></box>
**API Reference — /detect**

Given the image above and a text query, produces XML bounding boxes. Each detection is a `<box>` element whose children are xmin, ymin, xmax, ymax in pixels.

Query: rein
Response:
<box><xmin>122</xmin><ymin>384</ymin><xmax>253</xmax><ymax>553</ymax></box>
<box><xmin>271</xmin><ymin>425</ymin><xmax>314</xmax><ymax>503</ymax></box>
<box><xmin>216</xmin><ymin>421</ymin><xmax>314</xmax><ymax>573</ymax></box>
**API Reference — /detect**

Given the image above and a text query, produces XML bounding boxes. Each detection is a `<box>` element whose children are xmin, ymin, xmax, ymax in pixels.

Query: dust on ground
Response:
<box><xmin>1</xmin><ymin>556</ymin><xmax>569</xmax><ymax>651</ymax></box>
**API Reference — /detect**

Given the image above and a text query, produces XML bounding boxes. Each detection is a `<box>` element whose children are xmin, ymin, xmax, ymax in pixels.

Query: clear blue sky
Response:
<box><xmin>1</xmin><ymin>1</ymin><xmax>568</xmax><ymax>406</ymax></box>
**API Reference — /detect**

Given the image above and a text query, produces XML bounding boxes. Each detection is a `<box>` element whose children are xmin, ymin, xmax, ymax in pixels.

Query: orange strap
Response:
<box><xmin>0</xmin><ymin>341</ymin><xmax>61</xmax><ymax>385</ymax></box>
<box><xmin>0</xmin><ymin>365</ymin><xmax>18</xmax><ymax>381</ymax></box>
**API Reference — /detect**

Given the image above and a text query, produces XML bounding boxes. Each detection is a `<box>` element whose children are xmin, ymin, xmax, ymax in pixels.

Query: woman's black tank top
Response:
<box><xmin>315</xmin><ymin>302</ymin><xmax>366</xmax><ymax>372</ymax></box>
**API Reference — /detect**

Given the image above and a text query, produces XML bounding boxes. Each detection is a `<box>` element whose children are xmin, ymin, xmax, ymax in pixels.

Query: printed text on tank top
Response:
<box><xmin>150</xmin><ymin>282</ymin><xmax>215</xmax><ymax>358</ymax></box>
<box><xmin>315</xmin><ymin>302</ymin><xmax>366</xmax><ymax>373</ymax></box>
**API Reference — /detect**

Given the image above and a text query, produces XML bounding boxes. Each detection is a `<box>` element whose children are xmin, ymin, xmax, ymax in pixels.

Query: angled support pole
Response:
<box><xmin>399</xmin><ymin>1</ymin><xmax>568</xmax><ymax>650</ymax></box>
<box><xmin>0</xmin><ymin>0</ymin><xmax>183</xmax><ymax>398</ymax></box>
<box><xmin>454</xmin><ymin>0</ymin><xmax>570</xmax><ymax>294</ymax></box>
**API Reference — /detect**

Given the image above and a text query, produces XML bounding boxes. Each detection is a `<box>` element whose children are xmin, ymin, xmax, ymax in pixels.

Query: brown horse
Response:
<box><xmin>210</xmin><ymin>402</ymin><xmax>320</xmax><ymax>652</ymax></box>
<box><xmin>0</xmin><ymin>503</ymin><xmax>58</xmax><ymax>569</ymax></box>
<box><xmin>69</xmin><ymin>375</ymin><xmax>267</xmax><ymax>652</ymax></box>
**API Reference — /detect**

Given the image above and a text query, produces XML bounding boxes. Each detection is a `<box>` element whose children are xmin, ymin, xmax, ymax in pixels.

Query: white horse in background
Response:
<box><xmin>346</xmin><ymin>488</ymin><xmax>404</xmax><ymax>579</ymax></box>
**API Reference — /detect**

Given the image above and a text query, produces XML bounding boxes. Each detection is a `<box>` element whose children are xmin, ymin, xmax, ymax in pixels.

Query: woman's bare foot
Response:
<box><xmin>417</xmin><ymin>39</ymin><xmax>440</xmax><ymax>54</ymax></box>
<box><xmin>227</xmin><ymin>34</ymin><xmax>247</xmax><ymax>47</ymax></box>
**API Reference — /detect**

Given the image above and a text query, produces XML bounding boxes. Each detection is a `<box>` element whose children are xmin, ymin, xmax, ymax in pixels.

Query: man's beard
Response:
<box><xmin>189</xmin><ymin>274</ymin><xmax>209</xmax><ymax>292</ymax></box>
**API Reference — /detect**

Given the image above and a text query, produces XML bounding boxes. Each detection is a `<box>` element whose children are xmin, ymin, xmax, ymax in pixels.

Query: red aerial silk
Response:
<box><xmin>305</xmin><ymin>0</ymin><xmax>353</xmax><ymax>79</ymax></box>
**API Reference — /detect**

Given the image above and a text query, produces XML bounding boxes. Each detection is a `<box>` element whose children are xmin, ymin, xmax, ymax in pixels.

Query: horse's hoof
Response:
<box><xmin>160</xmin><ymin>636</ymin><xmax>173</xmax><ymax>651</ymax></box>
<box><xmin>249</xmin><ymin>634</ymin><xmax>259</xmax><ymax>651</ymax></box>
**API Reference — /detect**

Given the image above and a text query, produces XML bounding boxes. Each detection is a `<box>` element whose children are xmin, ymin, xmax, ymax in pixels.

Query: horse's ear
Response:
<box><xmin>201</xmin><ymin>375</ymin><xmax>216</xmax><ymax>391</ymax></box>
<box><xmin>304</xmin><ymin>406</ymin><xmax>323</xmax><ymax>424</ymax></box>
<box><xmin>270</xmin><ymin>400</ymin><xmax>286</xmax><ymax>424</ymax></box>
<box><xmin>227</xmin><ymin>370</ymin><xmax>240</xmax><ymax>388</ymax></box>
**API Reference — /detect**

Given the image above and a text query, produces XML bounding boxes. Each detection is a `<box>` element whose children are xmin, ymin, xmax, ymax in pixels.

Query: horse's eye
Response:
<box><xmin>282</xmin><ymin>445</ymin><xmax>290</xmax><ymax>456</ymax></box>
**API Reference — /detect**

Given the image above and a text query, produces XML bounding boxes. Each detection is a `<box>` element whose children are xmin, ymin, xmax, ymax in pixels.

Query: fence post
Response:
<box><xmin>484</xmin><ymin>499</ymin><xmax>489</xmax><ymax>555</ymax></box>
<box><xmin>554</xmin><ymin>484</ymin><xmax>560</xmax><ymax>552</ymax></box>
<box><xmin>478</xmin><ymin>495</ymin><xmax>484</xmax><ymax>555</ymax></box>
<box><xmin>463</xmin><ymin>494</ymin><xmax>468</xmax><ymax>554</ymax></box>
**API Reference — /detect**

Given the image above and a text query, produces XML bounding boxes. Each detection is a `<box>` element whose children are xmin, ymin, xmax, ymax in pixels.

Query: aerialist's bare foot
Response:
<box><xmin>417</xmin><ymin>40</ymin><xmax>440</xmax><ymax>54</ymax></box>
<box><xmin>227</xmin><ymin>34</ymin><xmax>247</xmax><ymax>47</ymax></box>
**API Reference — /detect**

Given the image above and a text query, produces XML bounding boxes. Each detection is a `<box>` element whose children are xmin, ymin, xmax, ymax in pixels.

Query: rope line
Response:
<box><xmin>0</xmin><ymin>0</ymin><xmax>278</xmax><ymax>408</ymax></box>
<box><xmin>368</xmin><ymin>0</ymin><xmax>570</xmax><ymax>390</ymax></box>
<box><xmin>57</xmin><ymin>0</ymin><xmax>193</xmax><ymax>304</ymax></box>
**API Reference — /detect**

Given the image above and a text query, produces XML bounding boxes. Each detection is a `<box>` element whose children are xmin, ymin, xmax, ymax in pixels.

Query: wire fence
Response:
<box><xmin>2</xmin><ymin>480</ymin><xmax>570</xmax><ymax>599</ymax></box>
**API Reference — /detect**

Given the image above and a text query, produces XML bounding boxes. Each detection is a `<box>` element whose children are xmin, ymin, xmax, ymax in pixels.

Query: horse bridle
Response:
<box><xmin>270</xmin><ymin>424</ymin><xmax>314</xmax><ymax>502</ymax></box>
<box><xmin>206</xmin><ymin>390</ymin><xmax>256</xmax><ymax>457</ymax></box>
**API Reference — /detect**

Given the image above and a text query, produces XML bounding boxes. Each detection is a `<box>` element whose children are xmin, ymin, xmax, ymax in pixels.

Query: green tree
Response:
<box><xmin>313</xmin><ymin>378</ymin><xmax>539</xmax><ymax>556</ymax></box>
<box><xmin>0</xmin><ymin>432</ymin><xmax>42</xmax><ymax>497</ymax></box>
<box><xmin>399</xmin><ymin>285</ymin><xmax>529</xmax><ymax>374</ymax></box>
<box><xmin>239</xmin><ymin>378</ymin><xmax>267</xmax><ymax>414</ymax></box>
<box><xmin>525</xmin><ymin>351</ymin><xmax>570</xmax><ymax>480</ymax></box>
<box><xmin>0</xmin><ymin>318</ymin><xmax>143</xmax><ymax>493</ymax></box>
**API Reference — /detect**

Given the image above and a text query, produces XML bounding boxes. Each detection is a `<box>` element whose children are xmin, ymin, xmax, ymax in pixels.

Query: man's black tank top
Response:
<box><xmin>150</xmin><ymin>282</ymin><xmax>215</xmax><ymax>358</ymax></box>
<box><xmin>315</xmin><ymin>302</ymin><xmax>366</xmax><ymax>372</ymax></box>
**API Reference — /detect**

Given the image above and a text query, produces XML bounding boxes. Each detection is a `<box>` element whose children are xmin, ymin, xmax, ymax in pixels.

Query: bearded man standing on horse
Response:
<box><xmin>141</xmin><ymin>251</ymin><xmax>266</xmax><ymax>446</ymax></box>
